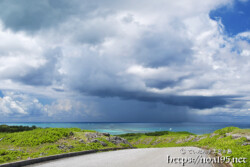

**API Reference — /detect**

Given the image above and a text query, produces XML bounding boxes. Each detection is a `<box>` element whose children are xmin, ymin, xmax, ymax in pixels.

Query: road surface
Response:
<box><xmin>27</xmin><ymin>147</ymin><xmax>214</xmax><ymax>167</ymax></box>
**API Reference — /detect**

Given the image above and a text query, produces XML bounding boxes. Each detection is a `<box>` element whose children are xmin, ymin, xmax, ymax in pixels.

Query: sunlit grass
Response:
<box><xmin>0</xmin><ymin>126</ymin><xmax>249</xmax><ymax>166</ymax></box>
<box><xmin>119</xmin><ymin>127</ymin><xmax>249</xmax><ymax>167</ymax></box>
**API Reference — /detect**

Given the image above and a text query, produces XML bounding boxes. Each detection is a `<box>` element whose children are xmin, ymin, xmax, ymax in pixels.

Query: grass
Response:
<box><xmin>0</xmin><ymin>126</ymin><xmax>249</xmax><ymax>167</ymax></box>
<box><xmin>0</xmin><ymin>127</ymin><xmax>126</xmax><ymax>164</ymax></box>
<box><xmin>117</xmin><ymin>127</ymin><xmax>250</xmax><ymax>167</ymax></box>
<box><xmin>0</xmin><ymin>128</ymin><xmax>80</xmax><ymax>147</ymax></box>
<box><xmin>213</xmin><ymin>127</ymin><xmax>240</xmax><ymax>135</ymax></box>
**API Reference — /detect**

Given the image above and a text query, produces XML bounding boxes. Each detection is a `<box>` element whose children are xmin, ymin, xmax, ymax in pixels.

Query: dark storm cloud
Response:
<box><xmin>0</xmin><ymin>0</ymin><xmax>250</xmax><ymax>122</ymax></box>
<box><xmin>145</xmin><ymin>75</ymin><xmax>192</xmax><ymax>89</ymax></box>
<box><xmin>0</xmin><ymin>0</ymin><xmax>116</xmax><ymax>32</ymax></box>
<box><xmin>0</xmin><ymin>0</ymin><xmax>76</xmax><ymax>32</ymax></box>
<box><xmin>0</xmin><ymin>0</ymin><xmax>123</xmax><ymax>32</ymax></box>
<box><xmin>145</xmin><ymin>80</ymin><xmax>179</xmax><ymax>89</ymax></box>
<box><xmin>77</xmin><ymin>87</ymin><xmax>232</xmax><ymax>109</ymax></box>
<box><xmin>95</xmin><ymin>97</ymin><xmax>190</xmax><ymax>122</ymax></box>
<box><xmin>135</xmin><ymin>30</ymin><xmax>193</xmax><ymax>67</ymax></box>
<box><xmin>52</xmin><ymin>88</ymin><xmax>64</xmax><ymax>92</ymax></box>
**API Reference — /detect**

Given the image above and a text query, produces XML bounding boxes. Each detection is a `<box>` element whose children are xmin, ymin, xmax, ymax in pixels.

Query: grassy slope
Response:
<box><xmin>118</xmin><ymin>127</ymin><xmax>250</xmax><ymax>167</ymax></box>
<box><xmin>0</xmin><ymin>128</ymin><xmax>125</xmax><ymax>164</ymax></box>
<box><xmin>0</xmin><ymin>127</ymin><xmax>249</xmax><ymax>166</ymax></box>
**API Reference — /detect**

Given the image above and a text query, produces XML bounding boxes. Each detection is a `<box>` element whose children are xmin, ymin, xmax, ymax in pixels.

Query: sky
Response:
<box><xmin>0</xmin><ymin>0</ymin><xmax>250</xmax><ymax>123</ymax></box>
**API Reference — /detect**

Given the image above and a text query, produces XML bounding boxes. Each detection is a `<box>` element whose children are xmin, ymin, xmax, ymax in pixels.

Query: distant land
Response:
<box><xmin>0</xmin><ymin>125</ymin><xmax>249</xmax><ymax>167</ymax></box>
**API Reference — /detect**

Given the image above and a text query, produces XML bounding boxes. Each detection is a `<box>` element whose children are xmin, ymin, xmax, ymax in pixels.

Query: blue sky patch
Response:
<box><xmin>210</xmin><ymin>0</ymin><xmax>250</xmax><ymax>36</ymax></box>
<box><xmin>0</xmin><ymin>90</ymin><xmax>3</xmax><ymax>97</ymax></box>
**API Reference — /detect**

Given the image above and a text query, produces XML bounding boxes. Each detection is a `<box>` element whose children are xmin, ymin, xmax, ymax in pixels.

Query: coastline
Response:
<box><xmin>0</xmin><ymin>125</ymin><xmax>249</xmax><ymax>166</ymax></box>
<box><xmin>1</xmin><ymin>122</ymin><xmax>250</xmax><ymax>135</ymax></box>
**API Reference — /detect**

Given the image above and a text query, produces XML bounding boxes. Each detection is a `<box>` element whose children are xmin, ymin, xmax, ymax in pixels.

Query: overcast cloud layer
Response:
<box><xmin>0</xmin><ymin>0</ymin><xmax>250</xmax><ymax>122</ymax></box>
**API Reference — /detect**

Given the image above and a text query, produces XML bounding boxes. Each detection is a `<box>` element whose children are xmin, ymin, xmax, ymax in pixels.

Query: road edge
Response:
<box><xmin>0</xmin><ymin>147</ymin><xmax>136</xmax><ymax>167</ymax></box>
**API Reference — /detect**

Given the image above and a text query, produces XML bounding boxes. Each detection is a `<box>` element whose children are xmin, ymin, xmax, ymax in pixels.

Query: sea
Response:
<box><xmin>1</xmin><ymin>122</ymin><xmax>250</xmax><ymax>135</ymax></box>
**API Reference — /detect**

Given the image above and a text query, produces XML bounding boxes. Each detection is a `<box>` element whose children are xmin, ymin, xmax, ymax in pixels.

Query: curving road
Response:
<box><xmin>27</xmin><ymin>147</ymin><xmax>213</xmax><ymax>167</ymax></box>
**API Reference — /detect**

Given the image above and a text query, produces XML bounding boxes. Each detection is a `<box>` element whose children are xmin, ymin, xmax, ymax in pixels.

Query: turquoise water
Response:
<box><xmin>1</xmin><ymin>122</ymin><xmax>250</xmax><ymax>135</ymax></box>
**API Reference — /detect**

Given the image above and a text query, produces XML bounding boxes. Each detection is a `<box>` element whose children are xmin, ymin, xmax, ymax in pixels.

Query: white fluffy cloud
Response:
<box><xmin>0</xmin><ymin>91</ymin><xmax>100</xmax><ymax>121</ymax></box>
<box><xmin>44</xmin><ymin>99</ymin><xmax>99</xmax><ymax>118</ymax></box>
<box><xmin>0</xmin><ymin>0</ymin><xmax>249</xmax><ymax>121</ymax></box>
<box><xmin>0</xmin><ymin>92</ymin><xmax>43</xmax><ymax>117</ymax></box>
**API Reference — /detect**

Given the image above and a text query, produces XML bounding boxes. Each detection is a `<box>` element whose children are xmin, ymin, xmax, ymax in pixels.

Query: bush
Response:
<box><xmin>214</xmin><ymin>127</ymin><xmax>240</xmax><ymax>135</ymax></box>
<box><xmin>0</xmin><ymin>128</ymin><xmax>82</xmax><ymax>146</ymax></box>
<box><xmin>0</xmin><ymin>125</ymin><xmax>37</xmax><ymax>133</ymax></box>
<box><xmin>145</xmin><ymin>131</ymin><xmax>169</xmax><ymax>136</ymax></box>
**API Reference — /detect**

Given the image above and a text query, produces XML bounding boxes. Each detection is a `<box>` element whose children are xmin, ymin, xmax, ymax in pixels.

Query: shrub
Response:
<box><xmin>214</xmin><ymin>127</ymin><xmax>240</xmax><ymax>135</ymax></box>
<box><xmin>0</xmin><ymin>125</ymin><xmax>37</xmax><ymax>133</ymax></box>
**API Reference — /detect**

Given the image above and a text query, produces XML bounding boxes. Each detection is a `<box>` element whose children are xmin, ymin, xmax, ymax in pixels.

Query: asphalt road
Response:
<box><xmin>27</xmin><ymin>147</ymin><xmax>213</xmax><ymax>167</ymax></box>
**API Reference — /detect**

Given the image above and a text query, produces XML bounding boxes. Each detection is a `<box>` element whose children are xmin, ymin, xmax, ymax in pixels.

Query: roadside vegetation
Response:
<box><xmin>118</xmin><ymin>127</ymin><xmax>250</xmax><ymax>167</ymax></box>
<box><xmin>0</xmin><ymin>125</ymin><xmax>249</xmax><ymax>167</ymax></box>
<box><xmin>0</xmin><ymin>126</ymin><xmax>130</xmax><ymax>164</ymax></box>
<box><xmin>0</xmin><ymin>125</ymin><xmax>37</xmax><ymax>133</ymax></box>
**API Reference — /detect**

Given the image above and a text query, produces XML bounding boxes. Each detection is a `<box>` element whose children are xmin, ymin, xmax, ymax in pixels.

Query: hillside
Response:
<box><xmin>118</xmin><ymin>127</ymin><xmax>250</xmax><ymax>167</ymax></box>
<box><xmin>0</xmin><ymin>126</ymin><xmax>131</xmax><ymax>164</ymax></box>
<box><xmin>0</xmin><ymin>126</ymin><xmax>249</xmax><ymax>166</ymax></box>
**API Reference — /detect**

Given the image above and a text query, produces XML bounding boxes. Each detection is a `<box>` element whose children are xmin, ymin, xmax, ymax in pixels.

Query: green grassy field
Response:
<box><xmin>118</xmin><ymin>127</ymin><xmax>250</xmax><ymax>167</ymax></box>
<box><xmin>0</xmin><ymin>126</ymin><xmax>127</xmax><ymax>164</ymax></box>
<box><xmin>0</xmin><ymin>126</ymin><xmax>249</xmax><ymax>166</ymax></box>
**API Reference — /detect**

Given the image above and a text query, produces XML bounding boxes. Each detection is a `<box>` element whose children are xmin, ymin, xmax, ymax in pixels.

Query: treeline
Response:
<box><xmin>0</xmin><ymin>125</ymin><xmax>37</xmax><ymax>133</ymax></box>
<box><xmin>118</xmin><ymin>131</ymin><xmax>170</xmax><ymax>138</ymax></box>
<box><xmin>118</xmin><ymin>130</ymin><xmax>194</xmax><ymax>138</ymax></box>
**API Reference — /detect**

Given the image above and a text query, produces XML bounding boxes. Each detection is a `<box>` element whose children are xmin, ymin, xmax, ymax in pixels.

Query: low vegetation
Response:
<box><xmin>0</xmin><ymin>125</ymin><xmax>249</xmax><ymax>167</ymax></box>
<box><xmin>0</xmin><ymin>125</ymin><xmax>37</xmax><ymax>133</ymax></box>
<box><xmin>0</xmin><ymin>126</ymin><xmax>130</xmax><ymax>164</ymax></box>
<box><xmin>117</xmin><ymin>127</ymin><xmax>250</xmax><ymax>167</ymax></box>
